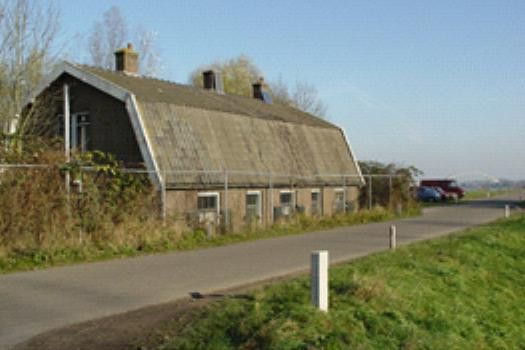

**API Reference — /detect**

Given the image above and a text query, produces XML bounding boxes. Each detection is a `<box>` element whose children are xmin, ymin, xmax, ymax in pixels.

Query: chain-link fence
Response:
<box><xmin>0</xmin><ymin>164</ymin><xmax>413</xmax><ymax>235</ymax></box>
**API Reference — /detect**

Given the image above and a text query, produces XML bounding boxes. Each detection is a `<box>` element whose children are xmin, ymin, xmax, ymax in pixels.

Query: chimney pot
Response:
<box><xmin>115</xmin><ymin>43</ymin><xmax>139</xmax><ymax>75</ymax></box>
<box><xmin>202</xmin><ymin>70</ymin><xmax>224</xmax><ymax>94</ymax></box>
<box><xmin>203</xmin><ymin>70</ymin><xmax>215</xmax><ymax>90</ymax></box>
<box><xmin>252</xmin><ymin>78</ymin><xmax>264</xmax><ymax>100</ymax></box>
<box><xmin>253</xmin><ymin>77</ymin><xmax>272</xmax><ymax>103</ymax></box>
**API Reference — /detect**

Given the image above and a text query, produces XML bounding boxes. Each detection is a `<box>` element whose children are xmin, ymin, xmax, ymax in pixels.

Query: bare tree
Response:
<box><xmin>134</xmin><ymin>25</ymin><xmax>160</xmax><ymax>77</ymax></box>
<box><xmin>87</xmin><ymin>6</ymin><xmax>160</xmax><ymax>76</ymax></box>
<box><xmin>291</xmin><ymin>81</ymin><xmax>328</xmax><ymax>118</ymax></box>
<box><xmin>268</xmin><ymin>76</ymin><xmax>292</xmax><ymax>106</ymax></box>
<box><xmin>270</xmin><ymin>79</ymin><xmax>328</xmax><ymax>119</ymax></box>
<box><xmin>0</xmin><ymin>0</ymin><xmax>60</xmax><ymax>142</ymax></box>
<box><xmin>88</xmin><ymin>6</ymin><xmax>127</xmax><ymax>70</ymax></box>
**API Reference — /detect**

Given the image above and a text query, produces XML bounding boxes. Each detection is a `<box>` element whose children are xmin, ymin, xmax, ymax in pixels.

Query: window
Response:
<box><xmin>57</xmin><ymin>112</ymin><xmax>91</xmax><ymax>152</ymax></box>
<box><xmin>246</xmin><ymin>191</ymin><xmax>262</xmax><ymax>222</ymax></box>
<box><xmin>311</xmin><ymin>190</ymin><xmax>322</xmax><ymax>215</ymax></box>
<box><xmin>198</xmin><ymin>193</ymin><xmax>219</xmax><ymax>212</ymax></box>
<box><xmin>280</xmin><ymin>191</ymin><xmax>292</xmax><ymax>206</ymax></box>
<box><xmin>279</xmin><ymin>190</ymin><xmax>294</xmax><ymax>216</ymax></box>
<box><xmin>334</xmin><ymin>189</ymin><xmax>345</xmax><ymax>213</ymax></box>
<box><xmin>72</xmin><ymin>113</ymin><xmax>91</xmax><ymax>152</ymax></box>
<box><xmin>197</xmin><ymin>192</ymin><xmax>220</xmax><ymax>224</ymax></box>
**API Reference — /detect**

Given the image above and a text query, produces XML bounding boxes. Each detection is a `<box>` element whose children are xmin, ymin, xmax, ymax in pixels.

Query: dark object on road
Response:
<box><xmin>420</xmin><ymin>179</ymin><xmax>465</xmax><ymax>199</ymax></box>
<box><xmin>417</xmin><ymin>186</ymin><xmax>442</xmax><ymax>202</ymax></box>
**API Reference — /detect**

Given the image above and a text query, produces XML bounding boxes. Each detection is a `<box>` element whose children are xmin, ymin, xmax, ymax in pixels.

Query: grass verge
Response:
<box><xmin>463</xmin><ymin>188</ymin><xmax>521</xmax><ymax>200</ymax></box>
<box><xmin>148</xmin><ymin>214</ymin><xmax>525</xmax><ymax>349</ymax></box>
<box><xmin>0</xmin><ymin>206</ymin><xmax>420</xmax><ymax>274</ymax></box>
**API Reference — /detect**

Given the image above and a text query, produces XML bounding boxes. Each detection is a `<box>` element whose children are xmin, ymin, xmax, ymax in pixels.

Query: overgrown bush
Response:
<box><xmin>358</xmin><ymin>161</ymin><xmax>421</xmax><ymax>209</ymax></box>
<box><xmin>0</xmin><ymin>146</ymin><xmax>171</xmax><ymax>263</ymax></box>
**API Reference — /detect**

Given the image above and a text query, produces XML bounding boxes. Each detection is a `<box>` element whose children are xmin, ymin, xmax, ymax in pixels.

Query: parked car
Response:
<box><xmin>417</xmin><ymin>186</ymin><xmax>442</xmax><ymax>202</ymax></box>
<box><xmin>420</xmin><ymin>179</ymin><xmax>465</xmax><ymax>199</ymax></box>
<box><xmin>432</xmin><ymin>186</ymin><xmax>456</xmax><ymax>201</ymax></box>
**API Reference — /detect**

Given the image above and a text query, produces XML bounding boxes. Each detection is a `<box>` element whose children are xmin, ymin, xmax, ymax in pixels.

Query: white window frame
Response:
<box><xmin>334</xmin><ymin>188</ymin><xmax>346</xmax><ymax>213</ymax></box>
<box><xmin>72</xmin><ymin>112</ymin><xmax>90</xmax><ymax>152</ymax></box>
<box><xmin>311</xmin><ymin>189</ymin><xmax>322</xmax><ymax>214</ymax></box>
<box><xmin>279</xmin><ymin>190</ymin><xmax>294</xmax><ymax>216</ymax></box>
<box><xmin>279</xmin><ymin>190</ymin><xmax>294</xmax><ymax>205</ymax></box>
<box><xmin>246</xmin><ymin>190</ymin><xmax>262</xmax><ymax>222</ymax></box>
<box><xmin>59</xmin><ymin>111</ymin><xmax>90</xmax><ymax>152</ymax></box>
<box><xmin>197</xmin><ymin>191</ymin><xmax>220</xmax><ymax>215</ymax></box>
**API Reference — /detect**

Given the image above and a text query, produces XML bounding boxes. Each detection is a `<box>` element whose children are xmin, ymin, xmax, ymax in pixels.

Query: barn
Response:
<box><xmin>30</xmin><ymin>44</ymin><xmax>364</xmax><ymax>232</ymax></box>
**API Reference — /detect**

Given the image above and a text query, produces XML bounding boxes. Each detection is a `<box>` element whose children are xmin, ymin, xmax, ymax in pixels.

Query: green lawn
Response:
<box><xmin>463</xmin><ymin>188</ymin><xmax>520</xmax><ymax>200</ymax></box>
<box><xmin>150</xmin><ymin>214</ymin><xmax>525</xmax><ymax>350</ymax></box>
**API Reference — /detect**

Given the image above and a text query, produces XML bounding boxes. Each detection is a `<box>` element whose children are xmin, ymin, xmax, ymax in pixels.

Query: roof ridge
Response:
<box><xmin>75</xmin><ymin>63</ymin><xmax>335</xmax><ymax>128</ymax></box>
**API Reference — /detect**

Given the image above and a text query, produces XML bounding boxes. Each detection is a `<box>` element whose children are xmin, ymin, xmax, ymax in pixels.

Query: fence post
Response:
<box><xmin>389</xmin><ymin>225</ymin><xmax>396</xmax><ymax>250</ymax></box>
<box><xmin>63</xmin><ymin>83</ymin><xmax>70</xmax><ymax>195</ymax></box>
<box><xmin>224</xmin><ymin>171</ymin><xmax>229</xmax><ymax>230</ymax></box>
<box><xmin>504</xmin><ymin>204</ymin><xmax>510</xmax><ymax>218</ymax></box>
<box><xmin>342</xmin><ymin>175</ymin><xmax>346</xmax><ymax>213</ymax></box>
<box><xmin>290</xmin><ymin>175</ymin><xmax>297</xmax><ymax>215</ymax></box>
<box><xmin>368</xmin><ymin>175</ymin><xmax>372</xmax><ymax>210</ymax></box>
<box><xmin>388</xmin><ymin>175</ymin><xmax>393</xmax><ymax>209</ymax></box>
<box><xmin>269</xmin><ymin>174</ymin><xmax>274</xmax><ymax>224</ymax></box>
<box><xmin>311</xmin><ymin>250</ymin><xmax>329</xmax><ymax>312</ymax></box>
<box><xmin>161</xmin><ymin>169</ymin><xmax>166</xmax><ymax>223</ymax></box>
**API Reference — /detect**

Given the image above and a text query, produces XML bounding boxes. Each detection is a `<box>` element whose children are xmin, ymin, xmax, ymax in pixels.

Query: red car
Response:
<box><xmin>420</xmin><ymin>179</ymin><xmax>465</xmax><ymax>199</ymax></box>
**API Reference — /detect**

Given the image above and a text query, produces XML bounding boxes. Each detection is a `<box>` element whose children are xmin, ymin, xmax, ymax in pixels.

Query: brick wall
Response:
<box><xmin>165</xmin><ymin>185</ymin><xmax>360</xmax><ymax>233</ymax></box>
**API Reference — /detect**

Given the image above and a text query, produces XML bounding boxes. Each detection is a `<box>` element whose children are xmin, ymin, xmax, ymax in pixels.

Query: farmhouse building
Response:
<box><xmin>30</xmin><ymin>44</ymin><xmax>364</xmax><ymax>232</ymax></box>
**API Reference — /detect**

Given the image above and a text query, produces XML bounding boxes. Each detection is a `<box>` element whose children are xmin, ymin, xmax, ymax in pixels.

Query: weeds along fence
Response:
<box><xmin>0</xmin><ymin>163</ymin><xmax>161</xmax><ymax>253</ymax></box>
<box><xmin>0</xmin><ymin>163</ymin><xmax>414</xmax><ymax>251</ymax></box>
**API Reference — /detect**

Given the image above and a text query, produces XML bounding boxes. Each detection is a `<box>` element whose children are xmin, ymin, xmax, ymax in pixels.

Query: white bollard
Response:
<box><xmin>311</xmin><ymin>250</ymin><xmax>329</xmax><ymax>312</ymax></box>
<box><xmin>390</xmin><ymin>225</ymin><xmax>396</xmax><ymax>250</ymax></box>
<box><xmin>504</xmin><ymin>204</ymin><xmax>510</xmax><ymax>218</ymax></box>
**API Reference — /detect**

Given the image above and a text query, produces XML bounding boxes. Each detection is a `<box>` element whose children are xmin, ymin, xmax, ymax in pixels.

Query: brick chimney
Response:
<box><xmin>202</xmin><ymin>70</ymin><xmax>224</xmax><ymax>94</ymax></box>
<box><xmin>114</xmin><ymin>43</ymin><xmax>138</xmax><ymax>75</ymax></box>
<box><xmin>252</xmin><ymin>78</ymin><xmax>263</xmax><ymax>100</ymax></box>
<box><xmin>252</xmin><ymin>77</ymin><xmax>272</xmax><ymax>103</ymax></box>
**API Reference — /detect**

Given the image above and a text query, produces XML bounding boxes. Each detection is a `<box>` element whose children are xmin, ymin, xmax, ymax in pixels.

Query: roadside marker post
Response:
<box><xmin>311</xmin><ymin>250</ymin><xmax>329</xmax><ymax>312</ymax></box>
<box><xmin>390</xmin><ymin>225</ymin><xmax>397</xmax><ymax>250</ymax></box>
<box><xmin>504</xmin><ymin>205</ymin><xmax>510</xmax><ymax>218</ymax></box>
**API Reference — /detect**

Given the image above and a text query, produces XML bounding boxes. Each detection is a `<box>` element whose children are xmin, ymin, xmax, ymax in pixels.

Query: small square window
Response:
<box><xmin>280</xmin><ymin>192</ymin><xmax>292</xmax><ymax>206</ymax></box>
<box><xmin>198</xmin><ymin>194</ymin><xmax>218</xmax><ymax>211</ymax></box>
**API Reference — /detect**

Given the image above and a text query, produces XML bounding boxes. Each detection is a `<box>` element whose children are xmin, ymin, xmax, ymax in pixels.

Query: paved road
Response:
<box><xmin>0</xmin><ymin>196</ymin><xmax>521</xmax><ymax>349</ymax></box>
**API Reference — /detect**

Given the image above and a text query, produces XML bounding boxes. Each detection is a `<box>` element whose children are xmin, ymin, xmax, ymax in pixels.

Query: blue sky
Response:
<box><xmin>56</xmin><ymin>0</ymin><xmax>525</xmax><ymax>180</ymax></box>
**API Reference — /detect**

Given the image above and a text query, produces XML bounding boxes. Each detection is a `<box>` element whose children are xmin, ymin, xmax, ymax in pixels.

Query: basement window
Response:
<box><xmin>246</xmin><ymin>191</ymin><xmax>262</xmax><ymax>222</ymax></box>
<box><xmin>311</xmin><ymin>189</ymin><xmax>322</xmax><ymax>215</ymax></box>
<box><xmin>197</xmin><ymin>192</ymin><xmax>220</xmax><ymax>224</ymax></box>
<box><xmin>279</xmin><ymin>190</ymin><xmax>294</xmax><ymax>216</ymax></box>
<box><xmin>334</xmin><ymin>188</ymin><xmax>345</xmax><ymax>213</ymax></box>
<box><xmin>197</xmin><ymin>192</ymin><xmax>220</xmax><ymax>212</ymax></box>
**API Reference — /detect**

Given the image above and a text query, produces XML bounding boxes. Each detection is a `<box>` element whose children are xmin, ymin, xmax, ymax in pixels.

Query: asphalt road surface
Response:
<box><xmin>0</xmin><ymin>196</ymin><xmax>521</xmax><ymax>349</ymax></box>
